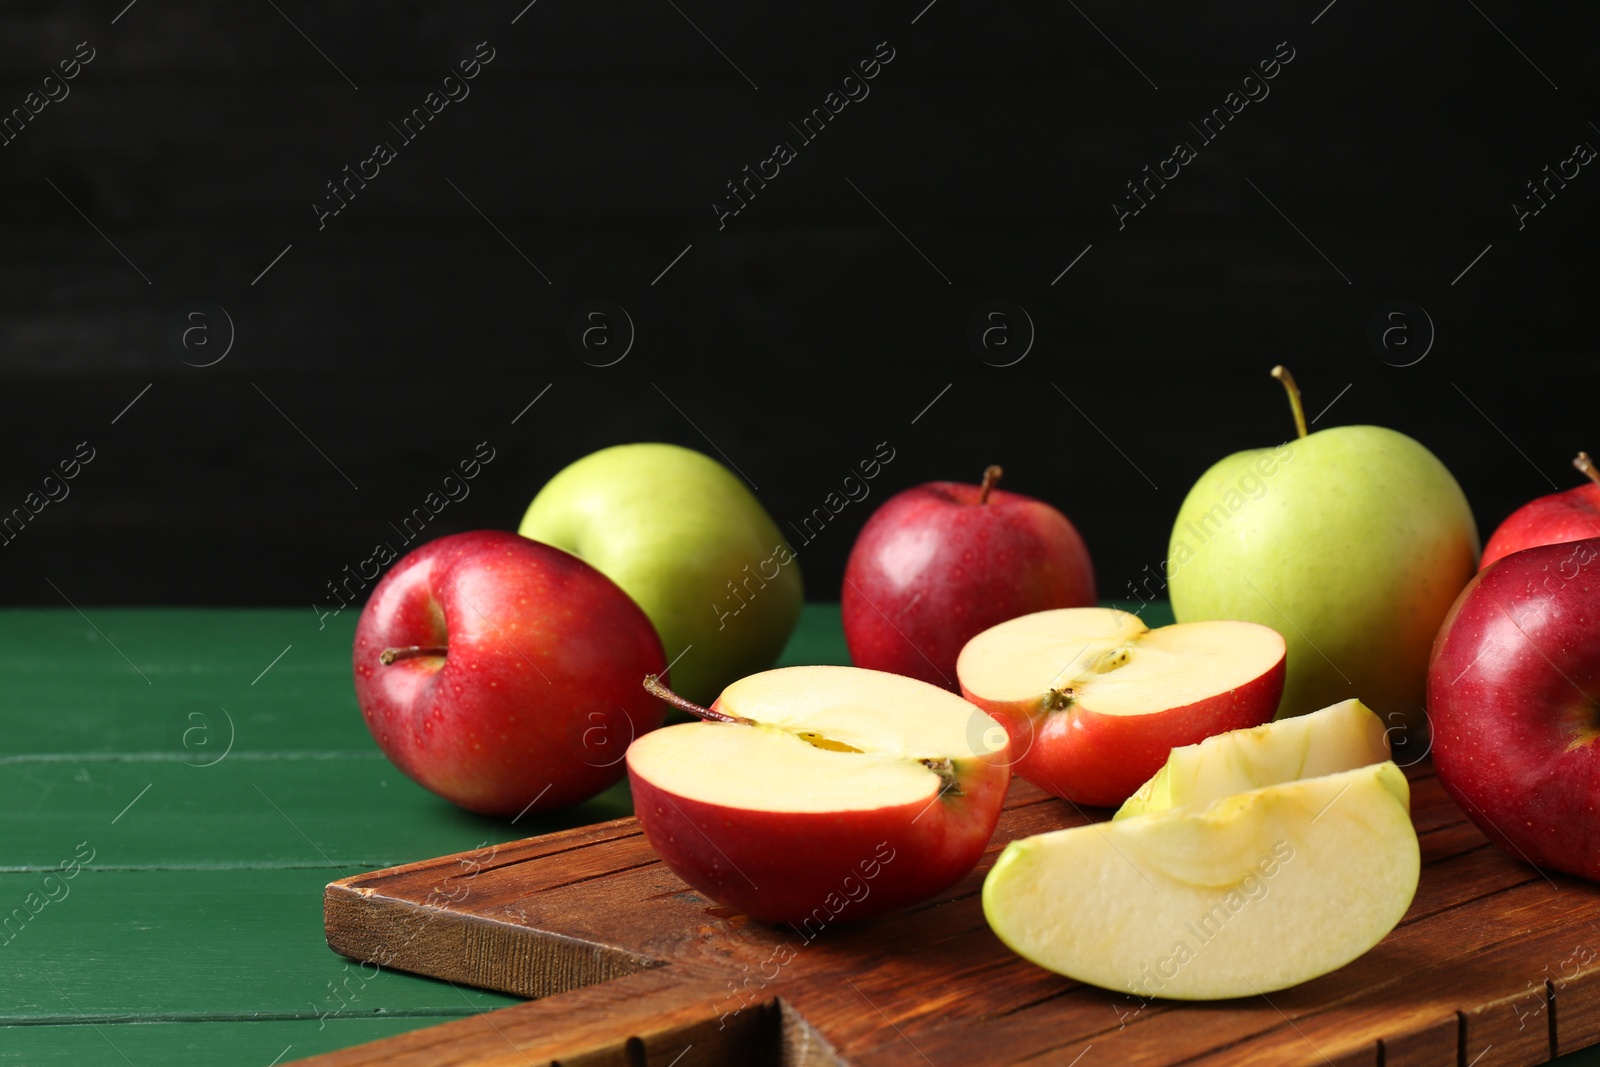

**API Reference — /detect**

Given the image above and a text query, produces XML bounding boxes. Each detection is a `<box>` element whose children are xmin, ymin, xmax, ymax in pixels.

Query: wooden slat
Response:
<box><xmin>289</xmin><ymin>966</ymin><xmax>774</xmax><ymax>1067</ymax></box>
<box><xmin>307</xmin><ymin>760</ymin><xmax>1600</xmax><ymax>1067</ymax></box>
<box><xmin>1120</xmin><ymin>880</ymin><xmax>1600</xmax><ymax>1067</ymax></box>
<box><xmin>829</xmin><ymin>828</ymin><xmax>1556</xmax><ymax>1065</ymax></box>
<box><xmin>0</xmin><ymin>1017</ymin><xmax>468</xmax><ymax>1067</ymax></box>
<box><xmin>1554</xmin><ymin>949</ymin><xmax>1600</xmax><ymax>1059</ymax></box>
<box><xmin>325</xmin><ymin>782</ymin><xmax>1080</xmax><ymax>978</ymax></box>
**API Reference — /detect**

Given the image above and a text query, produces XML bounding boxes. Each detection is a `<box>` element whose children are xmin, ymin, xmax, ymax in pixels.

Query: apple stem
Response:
<box><xmin>642</xmin><ymin>675</ymin><xmax>754</xmax><ymax>725</ymax></box>
<box><xmin>1045</xmin><ymin>687</ymin><xmax>1077</xmax><ymax>711</ymax></box>
<box><xmin>1270</xmin><ymin>365</ymin><xmax>1309</xmax><ymax>440</ymax></box>
<box><xmin>979</xmin><ymin>465</ymin><xmax>1003</xmax><ymax>504</ymax></box>
<box><xmin>379</xmin><ymin>645</ymin><xmax>448</xmax><ymax>665</ymax></box>
<box><xmin>919</xmin><ymin>757</ymin><xmax>965</xmax><ymax>796</ymax></box>
<box><xmin>1575</xmin><ymin>452</ymin><xmax>1600</xmax><ymax>488</ymax></box>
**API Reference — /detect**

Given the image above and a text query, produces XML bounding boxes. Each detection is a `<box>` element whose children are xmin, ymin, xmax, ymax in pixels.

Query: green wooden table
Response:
<box><xmin>4</xmin><ymin>602</ymin><xmax>1598</xmax><ymax>1066</ymax></box>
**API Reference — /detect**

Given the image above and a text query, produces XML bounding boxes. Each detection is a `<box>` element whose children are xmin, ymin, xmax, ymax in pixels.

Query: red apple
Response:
<box><xmin>1427</xmin><ymin>535</ymin><xmax>1600</xmax><ymax>881</ymax></box>
<box><xmin>353</xmin><ymin>530</ymin><xmax>667</xmax><ymax>815</ymax></box>
<box><xmin>1480</xmin><ymin>452</ymin><xmax>1600</xmax><ymax>570</ymax></box>
<box><xmin>957</xmin><ymin>607</ymin><xmax>1286</xmax><ymax>807</ymax></box>
<box><xmin>626</xmin><ymin>666</ymin><xmax>1011</xmax><ymax>924</ymax></box>
<box><xmin>842</xmin><ymin>466</ymin><xmax>1095</xmax><ymax>690</ymax></box>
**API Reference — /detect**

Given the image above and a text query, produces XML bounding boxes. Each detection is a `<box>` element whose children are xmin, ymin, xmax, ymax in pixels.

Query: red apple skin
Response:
<box><xmin>353</xmin><ymin>530</ymin><xmax>667</xmax><ymax>816</ymax></box>
<box><xmin>628</xmin><ymin>738</ymin><xmax>1011</xmax><ymax>924</ymax></box>
<box><xmin>962</xmin><ymin>657</ymin><xmax>1285</xmax><ymax>808</ymax></box>
<box><xmin>1427</xmin><ymin>536</ymin><xmax>1600</xmax><ymax>881</ymax></box>
<box><xmin>842</xmin><ymin>481</ymin><xmax>1096</xmax><ymax>691</ymax></box>
<box><xmin>1480</xmin><ymin>482</ymin><xmax>1600</xmax><ymax>570</ymax></box>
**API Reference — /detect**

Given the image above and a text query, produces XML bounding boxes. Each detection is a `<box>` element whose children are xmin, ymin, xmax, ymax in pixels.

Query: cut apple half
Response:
<box><xmin>983</xmin><ymin>761</ymin><xmax>1419</xmax><ymax>1000</ymax></box>
<box><xmin>1116</xmin><ymin>698</ymin><xmax>1391</xmax><ymax>820</ymax></box>
<box><xmin>957</xmin><ymin>607</ymin><xmax>1286</xmax><ymax>807</ymax></box>
<box><xmin>627</xmin><ymin>665</ymin><xmax>1012</xmax><ymax>924</ymax></box>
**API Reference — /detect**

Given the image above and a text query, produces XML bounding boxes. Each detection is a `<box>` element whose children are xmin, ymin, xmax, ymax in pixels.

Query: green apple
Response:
<box><xmin>519</xmin><ymin>443</ymin><xmax>802</xmax><ymax>704</ymax></box>
<box><xmin>983</xmin><ymin>761</ymin><xmax>1419</xmax><ymax>1000</ymax></box>
<box><xmin>1116</xmin><ymin>698</ymin><xmax>1389</xmax><ymax>820</ymax></box>
<box><xmin>1167</xmin><ymin>367</ymin><xmax>1478</xmax><ymax>725</ymax></box>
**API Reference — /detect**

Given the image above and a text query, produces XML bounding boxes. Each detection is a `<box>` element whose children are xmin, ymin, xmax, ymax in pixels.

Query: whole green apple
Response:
<box><xmin>1168</xmin><ymin>367</ymin><xmax>1478</xmax><ymax>726</ymax></box>
<box><xmin>519</xmin><ymin>443</ymin><xmax>802</xmax><ymax>704</ymax></box>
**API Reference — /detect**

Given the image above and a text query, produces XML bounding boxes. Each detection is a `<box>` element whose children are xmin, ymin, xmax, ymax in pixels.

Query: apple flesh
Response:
<box><xmin>352</xmin><ymin>531</ymin><xmax>668</xmax><ymax>815</ymax></box>
<box><xmin>1427</xmin><ymin>535</ymin><xmax>1600</xmax><ymax>881</ymax></box>
<box><xmin>1480</xmin><ymin>452</ymin><xmax>1600</xmax><ymax>570</ymax></box>
<box><xmin>842</xmin><ymin>466</ymin><xmax>1095</xmax><ymax>690</ymax></box>
<box><xmin>983</xmin><ymin>762</ymin><xmax>1419</xmax><ymax>999</ymax></box>
<box><xmin>626</xmin><ymin>665</ymin><xmax>1011</xmax><ymax>923</ymax></box>
<box><xmin>1117</xmin><ymin>698</ymin><xmax>1390</xmax><ymax>819</ymax></box>
<box><xmin>957</xmin><ymin>607</ymin><xmax>1285</xmax><ymax>807</ymax></box>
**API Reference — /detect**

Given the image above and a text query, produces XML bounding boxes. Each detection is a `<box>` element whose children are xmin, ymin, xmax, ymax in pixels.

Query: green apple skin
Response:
<box><xmin>1168</xmin><ymin>426</ymin><xmax>1478</xmax><ymax>724</ymax></box>
<box><xmin>519</xmin><ymin>443</ymin><xmax>802</xmax><ymax>704</ymax></box>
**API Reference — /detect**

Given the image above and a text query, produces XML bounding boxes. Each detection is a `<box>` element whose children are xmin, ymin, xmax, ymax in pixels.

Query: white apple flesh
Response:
<box><xmin>983</xmin><ymin>762</ymin><xmax>1419</xmax><ymax>1000</ymax></box>
<box><xmin>627</xmin><ymin>665</ymin><xmax>1012</xmax><ymax>924</ymax></box>
<box><xmin>957</xmin><ymin>607</ymin><xmax>1285</xmax><ymax>807</ymax></box>
<box><xmin>1116</xmin><ymin>698</ymin><xmax>1391</xmax><ymax>819</ymax></box>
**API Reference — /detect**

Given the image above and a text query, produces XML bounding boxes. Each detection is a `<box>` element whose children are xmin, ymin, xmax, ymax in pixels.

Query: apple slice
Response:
<box><xmin>627</xmin><ymin>665</ymin><xmax>1011</xmax><ymax>924</ymax></box>
<box><xmin>957</xmin><ymin>607</ymin><xmax>1286</xmax><ymax>807</ymax></box>
<box><xmin>1116</xmin><ymin>698</ymin><xmax>1390</xmax><ymax>820</ymax></box>
<box><xmin>983</xmin><ymin>762</ymin><xmax>1419</xmax><ymax>999</ymax></box>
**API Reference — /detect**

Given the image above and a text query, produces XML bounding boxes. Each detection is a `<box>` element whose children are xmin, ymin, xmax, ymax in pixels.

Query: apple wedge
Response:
<box><xmin>1116</xmin><ymin>698</ymin><xmax>1391</xmax><ymax>820</ymax></box>
<box><xmin>957</xmin><ymin>607</ymin><xmax>1286</xmax><ymax>807</ymax></box>
<box><xmin>983</xmin><ymin>762</ymin><xmax>1419</xmax><ymax>999</ymax></box>
<box><xmin>627</xmin><ymin>665</ymin><xmax>1011</xmax><ymax>925</ymax></box>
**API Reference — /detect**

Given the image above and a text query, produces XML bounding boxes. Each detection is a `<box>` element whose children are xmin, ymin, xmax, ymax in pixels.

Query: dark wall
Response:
<box><xmin>0</xmin><ymin>1</ymin><xmax>1595</xmax><ymax>609</ymax></box>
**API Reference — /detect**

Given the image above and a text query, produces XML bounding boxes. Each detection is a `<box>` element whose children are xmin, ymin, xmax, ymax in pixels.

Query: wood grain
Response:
<box><xmin>306</xmin><ymin>762</ymin><xmax>1600</xmax><ymax>1066</ymax></box>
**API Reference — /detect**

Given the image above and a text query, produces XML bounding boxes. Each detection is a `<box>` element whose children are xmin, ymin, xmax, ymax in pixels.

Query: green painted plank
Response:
<box><xmin>0</xmin><ymin>608</ymin><xmax>369</xmax><ymax>756</ymax></box>
<box><xmin>0</xmin><ymin>603</ymin><xmax>854</xmax><ymax>759</ymax></box>
<box><xmin>0</xmin><ymin>756</ymin><xmax>633</xmax><ymax>870</ymax></box>
<box><xmin>782</xmin><ymin>601</ymin><xmax>853</xmax><ymax>666</ymax></box>
<box><xmin>0</xmin><ymin>868</ymin><xmax>520</xmax><ymax>1021</ymax></box>
<box><xmin>0</xmin><ymin>1017</ymin><xmax>476</xmax><ymax>1066</ymax></box>
<box><xmin>0</xmin><ymin>599</ymin><xmax>1108</xmax><ymax>758</ymax></box>
<box><xmin>0</xmin><ymin>602</ymin><xmax>1218</xmax><ymax>1067</ymax></box>
<box><xmin>0</xmin><ymin>602</ymin><xmax>1159</xmax><ymax>871</ymax></box>
<box><xmin>0</xmin><ymin>606</ymin><xmax>856</xmax><ymax>870</ymax></box>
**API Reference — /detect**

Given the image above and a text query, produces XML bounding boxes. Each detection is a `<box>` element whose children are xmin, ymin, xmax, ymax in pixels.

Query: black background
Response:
<box><xmin>1</xmin><ymin>1</ymin><xmax>1596</xmax><ymax>610</ymax></box>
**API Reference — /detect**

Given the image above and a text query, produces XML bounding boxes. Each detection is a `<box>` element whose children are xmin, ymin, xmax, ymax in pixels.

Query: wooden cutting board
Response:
<box><xmin>304</xmin><ymin>764</ymin><xmax>1600</xmax><ymax>1066</ymax></box>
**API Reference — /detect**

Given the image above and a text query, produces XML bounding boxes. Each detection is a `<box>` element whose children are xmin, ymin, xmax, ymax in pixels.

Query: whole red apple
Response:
<box><xmin>1427</xmin><ymin>535</ymin><xmax>1600</xmax><ymax>881</ymax></box>
<box><xmin>842</xmin><ymin>466</ymin><xmax>1096</xmax><ymax>690</ymax></box>
<box><xmin>353</xmin><ymin>530</ymin><xmax>667</xmax><ymax>815</ymax></box>
<box><xmin>1480</xmin><ymin>452</ymin><xmax>1600</xmax><ymax>570</ymax></box>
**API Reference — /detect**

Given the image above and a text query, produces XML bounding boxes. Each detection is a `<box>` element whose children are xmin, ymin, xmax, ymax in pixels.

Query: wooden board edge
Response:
<box><xmin>284</xmin><ymin>965</ymin><xmax>776</xmax><ymax>1067</ymax></box>
<box><xmin>326</xmin><ymin>816</ymin><xmax>647</xmax><ymax>893</ymax></box>
<box><xmin>323</xmin><ymin>881</ymin><xmax>664</xmax><ymax>1000</ymax></box>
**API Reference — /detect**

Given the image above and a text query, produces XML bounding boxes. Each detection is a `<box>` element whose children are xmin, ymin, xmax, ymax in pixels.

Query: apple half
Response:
<box><xmin>983</xmin><ymin>761</ymin><xmax>1419</xmax><ymax>1000</ymax></box>
<box><xmin>957</xmin><ymin>608</ymin><xmax>1286</xmax><ymax>807</ymax></box>
<box><xmin>1116</xmin><ymin>698</ymin><xmax>1390</xmax><ymax>820</ymax></box>
<box><xmin>627</xmin><ymin>665</ymin><xmax>1011</xmax><ymax>924</ymax></box>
